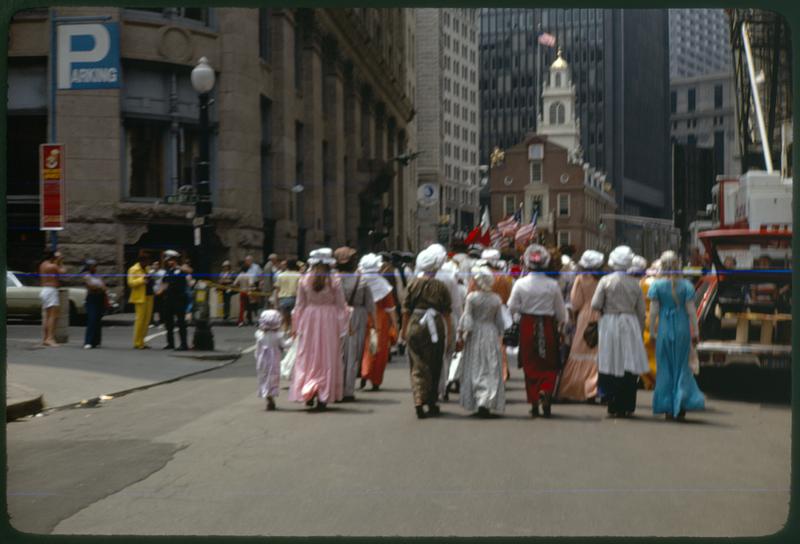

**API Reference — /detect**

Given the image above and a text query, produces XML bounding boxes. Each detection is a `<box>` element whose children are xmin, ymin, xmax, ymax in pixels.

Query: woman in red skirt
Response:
<box><xmin>507</xmin><ymin>244</ymin><xmax>568</xmax><ymax>418</ymax></box>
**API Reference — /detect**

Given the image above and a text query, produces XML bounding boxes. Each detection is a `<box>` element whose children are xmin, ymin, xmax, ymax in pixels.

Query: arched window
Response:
<box><xmin>555</xmin><ymin>73</ymin><xmax>562</xmax><ymax>87</ymax></box>
<box><xmin>549</xmin><ymin>102</ymin><xmax>566</xmax><ymax>125</ymax></box>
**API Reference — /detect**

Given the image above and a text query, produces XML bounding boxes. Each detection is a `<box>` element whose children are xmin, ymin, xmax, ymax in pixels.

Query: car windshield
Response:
<box><xmin>11</xmin><ymin>271</ymin><xmax>40</xmax><ymax>287</ymax></box>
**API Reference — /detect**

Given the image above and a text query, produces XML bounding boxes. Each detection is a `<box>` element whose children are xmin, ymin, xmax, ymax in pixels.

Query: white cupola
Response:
<box><xmin>537</xmin><ymin>48</ymin><xmax>582</xmax><ymax>159</ymax></box>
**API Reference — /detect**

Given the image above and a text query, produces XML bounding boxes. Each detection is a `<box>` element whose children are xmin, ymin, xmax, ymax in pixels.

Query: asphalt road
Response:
<box><xmin>6</xmin><ymin>353</ymin><xmax>791</xmax><ymax>537</ymax></box>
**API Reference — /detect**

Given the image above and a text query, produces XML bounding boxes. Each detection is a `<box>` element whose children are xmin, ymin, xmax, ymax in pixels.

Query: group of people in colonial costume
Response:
<box><xmin>252</xmin><ymin>240</ymin><xmax>706</xmax><ymax>423</ymax></box>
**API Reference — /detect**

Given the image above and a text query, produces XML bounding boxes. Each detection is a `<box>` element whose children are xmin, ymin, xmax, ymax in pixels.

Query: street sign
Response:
<box><xmin>163</xmin><ymin>194</ymin><xmax>199</xmax><ymax>204</ymax></box>
<box><xmin>417</xmin><ymin>183</ymin><xmax>439</xmax><ymax>208</ymax></box>
<box><xmin>57</xmin><ymin>23</ymin><xmax>121</xmax><ymax>90</ymax></box>
<box><xmin>40</xmin><ymin>144</ymin><xmax>65</xmax><ymax>230</ymax></box>
<box><xmin>192</xmin><ymin>217</ymin><xmax>205</xmax><ymax>227</ymax></box>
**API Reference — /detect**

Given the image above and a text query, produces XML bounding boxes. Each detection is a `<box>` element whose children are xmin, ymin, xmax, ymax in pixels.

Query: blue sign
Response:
<box><xmin>57</xmin><ymin>23</ymin><xmax>121</xmax><ymax>90</ymax></box>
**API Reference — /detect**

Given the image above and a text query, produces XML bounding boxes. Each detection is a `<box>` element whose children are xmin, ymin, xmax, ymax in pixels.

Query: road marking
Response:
<box><xmin>241</xmin><ymin>344</ymin><xmax>256</xmax><ymax>355</ymax></box>
<box><xmin>144</xmin><ymin>331</ymin><xmax>167</xmax><ymax>342</ymax></box>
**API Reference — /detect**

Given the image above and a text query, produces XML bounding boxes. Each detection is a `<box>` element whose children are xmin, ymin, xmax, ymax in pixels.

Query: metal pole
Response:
<box><xmin>741</xmin><ymin>21</ymin><xmax>774</xmax><ymax>173</ymax></box>
<box><xmin>192</xmin><ymin>91</ymin><xmax>214</xmax><ymax>351</ymax></box>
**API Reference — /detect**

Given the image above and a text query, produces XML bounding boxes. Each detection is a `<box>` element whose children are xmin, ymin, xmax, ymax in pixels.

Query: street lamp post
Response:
<box><xmin>191</xmin><ymin>57</ymin><xmax>215</xmax><ymax>351</ymax></box>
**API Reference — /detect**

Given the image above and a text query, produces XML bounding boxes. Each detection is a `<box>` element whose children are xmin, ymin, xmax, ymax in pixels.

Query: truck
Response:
<box><xmin>694</xmin><ymin>170</ymin><xmax>792</xmax><ymax>374</ymax></box>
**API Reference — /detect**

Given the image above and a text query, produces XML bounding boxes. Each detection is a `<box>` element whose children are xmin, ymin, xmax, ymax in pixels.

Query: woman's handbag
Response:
<box><xmin>583</xmin><ymin>321</ymin><xmax>599</xmax><ymax>348</ymax></box>
<box><xmin>502</xmin><ymin>322</ymin><xmax>520</xmax><ymax>347</ymax></box>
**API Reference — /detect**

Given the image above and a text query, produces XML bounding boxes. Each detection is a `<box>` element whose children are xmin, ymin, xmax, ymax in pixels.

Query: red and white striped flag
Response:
<box><xmin>497</xmin><ymin>216</ymin><xmax>519</xmax><ymax>237</ymax></box>
<box><xmin>538</xmin><ymin>31</ymin><xmax>556</xmax><ymax>48</ymax></box>
<box><xmin>490</xmin><ymin>228</ymin><xmax>504</xmax><ymax>249</ymax></box>
<box><xmin>515</xmin><ymin>209</ymin><xmax>539</xmax><ymax>247</ymax></box>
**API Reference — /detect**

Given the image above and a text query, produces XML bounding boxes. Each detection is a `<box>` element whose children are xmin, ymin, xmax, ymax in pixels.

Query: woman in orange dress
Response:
<box><xmin>557</xmin><ymin>250</ymin><xmax>604</xmax><ymax>402</ymax></box>
<box><xmin>359</xmin><ymin>254</ymin><xmax>397</xmax><ymax>391</ymax></box>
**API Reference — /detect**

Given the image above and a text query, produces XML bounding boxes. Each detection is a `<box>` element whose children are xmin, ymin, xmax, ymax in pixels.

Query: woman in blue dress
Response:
<box><xmin>649</xmin><ymin>251</ymin><xmax>705</xmax><ymax>421</ymax></box>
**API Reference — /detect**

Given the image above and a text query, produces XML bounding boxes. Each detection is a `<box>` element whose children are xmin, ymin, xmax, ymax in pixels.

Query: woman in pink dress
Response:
<box><xmin>289</xmin><ymin>248</ymin><xmax>351</xmax><ymax>411</ymax></box>
<box><xmin>557</xmin><ymin>250</ymin><xmax>604</xmax><ymax>402</ymax></box>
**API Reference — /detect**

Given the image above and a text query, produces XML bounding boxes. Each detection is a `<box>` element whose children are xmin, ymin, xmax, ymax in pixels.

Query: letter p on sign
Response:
<box><xmin>57</xmin><ymin>23</ymin><xmax>121</xmax><ymax>90</ymax></box>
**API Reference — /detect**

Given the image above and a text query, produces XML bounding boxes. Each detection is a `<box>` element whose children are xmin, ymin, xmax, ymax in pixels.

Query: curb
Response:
<box><xmin>7</xmin><ymin>395</ymin><xmax>45</xmax><ymax>422</ymax></box>
<box><xmin>24</xmin><ymin>349</ymin><xmax>246</xmax><ymax>418</ymax></box>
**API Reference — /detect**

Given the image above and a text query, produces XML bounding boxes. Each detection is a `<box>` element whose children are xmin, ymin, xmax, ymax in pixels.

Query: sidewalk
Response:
<box><xmin>6</xmin><ymin>323</ymin><xmax>256</xmax><ymax>421</ymax></box>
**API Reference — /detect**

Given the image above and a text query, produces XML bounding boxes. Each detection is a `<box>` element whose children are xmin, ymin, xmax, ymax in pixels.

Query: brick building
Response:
<box><xmin>489</xmin><ymin>53</ymin><xmax>615</xmax><ymax>253</ymax></box>
<box><xmin>6</xmin><ymin>7</ymin><xmax>417</xmax><ymax>287</ymax></box>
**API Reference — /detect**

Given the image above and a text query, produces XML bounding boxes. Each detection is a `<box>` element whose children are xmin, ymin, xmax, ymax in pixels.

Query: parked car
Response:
<box><xmin>5</xmin><ymin>271</ymin><xmax>119</xmax><ymax>324</ymax></box>
<box><xmin>695</xmin><ymin>229</ymin><xmax>792</xmax><ymax>372</ymax></box>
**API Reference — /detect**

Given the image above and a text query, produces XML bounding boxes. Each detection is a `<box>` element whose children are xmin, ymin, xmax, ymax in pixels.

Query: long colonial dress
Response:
<box><xmin>649</xmin><ymin>279</ymin><xmax>705</xmax><ymax>417</ymax></box>
<box><xmin>404</xmin><ymin>277</ymin><xmax>452</xmax><ymax>407</ymax></box>
<box><xmin>591</xmin><ymin>272</ymin><xmax>649</xmax><ymax>415</ymax></box>
<box><xmin>361</xmin><ymin>292</ymin><xmax>397</xmax><ymax>387</ymax></box>
<box><xmin>467</xmin><ymin>271</ymin><xmax>514</xmax><ymax>381</ymax></box>
<box><xmin>341</xmin><ymin>273</ymin><xmax>375</xmax><ymax>397</ymax></box>
<box><xmin>289</xmin><ymin>275</ymin><xmax>351</xmax><ymax>404</ymax></box>
<box><xmin>639</xmin><ymin>276</ymin><xmax>658</xmax><ymax>389</ymax></box>
<box><xmin>557</xmin><ymin>274</ymin><xmax>601</xmax><ymax>401</ymax></box>
<box><xmin>458</xmin><ymin>291</ymin><xmax>507</xmax><ymax>413</ymax></box>
<box><xmin>507</xmin><ymin>273</ymin><xmax>567</xmax><ymax>404</ymax></box>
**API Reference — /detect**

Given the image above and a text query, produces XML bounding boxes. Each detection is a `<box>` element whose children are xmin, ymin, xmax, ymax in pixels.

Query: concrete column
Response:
<box><xmin>270</xmin><ymin>10</ymin><xmax>298</xmax><ymax>257</ymax></box>
<box><xmin>302</xmin><ymin>35</ymin><xmax>324</xmax><ymax>249</ymax></box>
<box><xmin>344</xmin><ymin>73</ymin><xmax>364</xmax><ymax>247</ymax></box>
<box><xmin>324</xmin><ymin>61</ymin><xmax>346</xmax><ymax>247</ymax></box>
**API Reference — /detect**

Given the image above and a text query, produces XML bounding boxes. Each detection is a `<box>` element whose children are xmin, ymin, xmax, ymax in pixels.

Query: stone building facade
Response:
<box><xmin>414</xmin><ymin>8</ymin><xmax>480</xmax><ymax>246</ymax></box>
<box><xmin>6</xmin><ymin>7</ymin><xmax>416</xmax><ymax>287</ymax></box>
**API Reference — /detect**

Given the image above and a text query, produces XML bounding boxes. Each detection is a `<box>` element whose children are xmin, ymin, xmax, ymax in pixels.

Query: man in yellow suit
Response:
<box><xmin>128</xmin><ymin>249</ymin><xmax>154</xmax><ymax>349</ymax></box>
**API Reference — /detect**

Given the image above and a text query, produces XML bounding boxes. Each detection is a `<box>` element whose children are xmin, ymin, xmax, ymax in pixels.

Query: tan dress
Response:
<box><xmin>404</xmin><ymin>277</ymin><xmax>452</xmax><ymax>406</ymax></box>
<box><xmin>557</xmin><ymin>274</ymin><xmax>601</xmax><ymax>401</ymax></box>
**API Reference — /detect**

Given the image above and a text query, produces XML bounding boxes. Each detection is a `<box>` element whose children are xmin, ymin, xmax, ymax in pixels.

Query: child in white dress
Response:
<box><xmin>255</xmin><ymin>309</ymin><xmax>289</xmax><ymax>411</ymax></box>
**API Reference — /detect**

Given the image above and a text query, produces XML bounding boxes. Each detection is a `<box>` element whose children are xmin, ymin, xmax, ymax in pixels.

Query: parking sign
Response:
<box><xmin>57</xmin><ymin>23</ymin><xmax>121</xmax><ymax>90</ymax></box>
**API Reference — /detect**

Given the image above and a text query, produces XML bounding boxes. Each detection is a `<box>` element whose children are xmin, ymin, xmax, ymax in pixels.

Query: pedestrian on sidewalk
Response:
<box><xmin>507</xmin><ymin>244</ymin><xmax>567</xmax><ymax>418</ymax></box>
<box><xmin>273</xmin><ymin>259</ymin><xmax>301</xmax><ymax>332</ymax></box>
<box><xmin>255</xmin><ymin>309</ymin><xmax>290</xmax><ymax>411</ymax></box>
<box><xmin>336</xmin><ymin>247</ymin><xmax>374</xmax><ymax>402</ymax></box>
<box><xmin>159</xmin><ymin>250</ymin><xmax>190</xmax><ymax>351</ymax></box>
<box><xmin>82</xmin><ymin>259</ymin><xmax>106</xmax><ymax>349</ymax></box>
<box><xmin>457</xmin><ymin>266</ymin><xmax>507</xmax><ymax>418</ymax></box>
<box><xmin>262</xmin><ymin>253</ymin><xmax>281</xmax><ymax>310</ymax></box>
<box><xmin>649</xmin><ymin>251</ymin><xmax>705</xmax><ymax>422</ymax></box>
<box><xmin>359</xmin><ymin>253</ymin><xmax>397</xmax><ymax>392</ymax></box>
<box><xmin>219</xmin><ymin>260</ymin><xmax>235</xmax><ymax>321</ymax></box>
<box><xmin>288</xmin><ymin>248</ymin><xmax>351</xmax><ymax>411</ymax></box>
<box><xmin>591</xmin><ymin>246</ymin><xmax>649</xmax><ymax>418</ymax></box>
<box><xmin>234</xmin><ymin>263</ymin><xmax>254</xmax><ymax>326</ymax></box>
<box><xmin>128</xmin><ymin>250</ymin><xmax>154</xmax><ymax>349</ymax></box>
<box><xmin>38</xmin><ymin>249</ymin><xmax>66</xmax><ymax>347</ymax></box>
<box><xmin>401</xmin><ymin>245</ymin><xmax>454</xmax><ymax>419</ymax></box>
<box><xmin>557</xmin><ymin>250</ymin><xmax>604</xmax><ymax>402</ymax></box>
<box><xmin>244</xmin><ymin>255</ymin><xmax>263</xmax><ymax>312</ymax></box>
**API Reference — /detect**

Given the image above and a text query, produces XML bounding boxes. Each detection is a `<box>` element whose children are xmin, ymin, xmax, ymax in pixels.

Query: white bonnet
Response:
<box><xmin>473</xmin><ymin>266</ymin><xmax>495</xmax><ymax>291</ymax></box>
<box><xmin>578</xmin><ymin>250</ymin><xmax>604</xmax><ymax>270</ymax></box>
<box><xmin>608</xmin><ymin>245</ymin><xmax>634</xmax><ymax>271</ymax></box>
<box><xmin>308</xmin><ymin>248</ymin><xmax>336</xmax><ymax>266</ymax></box>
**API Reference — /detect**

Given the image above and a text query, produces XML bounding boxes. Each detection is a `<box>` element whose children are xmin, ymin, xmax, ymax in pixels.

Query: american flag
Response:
<box><xmin>538</xmin><ymin>31</ymin><xmax>556</xmax><ymax>48</ymax></box>
<box><xmin>490</xmin><ymin>228</ymin><xmax>504</xmax><ymax>249</ymax></box>
<box><xmin>498</xmin><ymin>206</ymin><xmax>523</xmax><ymax>237</ymax></box>
<box><xmin>515</xmin><ymin>209</ymin><xmax>539</xmax><ymax>247</ymax></box>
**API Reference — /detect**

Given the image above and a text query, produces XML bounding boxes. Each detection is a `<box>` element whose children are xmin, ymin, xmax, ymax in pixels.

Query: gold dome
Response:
<box><xmin>551</xmin><ymin>48</ymin><xmax>568</xmax><ymax>70</ymax></box>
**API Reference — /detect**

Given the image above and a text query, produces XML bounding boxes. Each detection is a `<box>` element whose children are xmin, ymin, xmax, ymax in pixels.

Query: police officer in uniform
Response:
<box><xmin>160</xmin><ymin>250</ymin><xmax>190</xmax><ymax>351</ymax></box>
